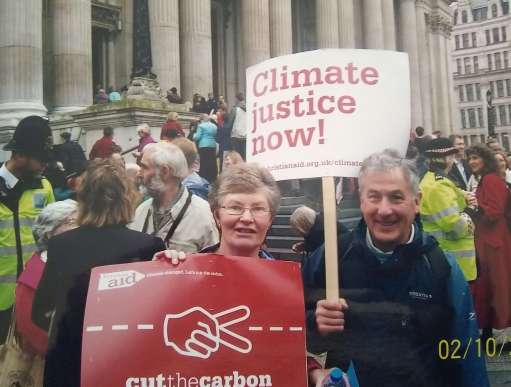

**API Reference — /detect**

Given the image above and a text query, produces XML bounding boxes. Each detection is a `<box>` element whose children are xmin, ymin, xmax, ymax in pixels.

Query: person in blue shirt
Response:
<box><xmin>305</xmin><ymin>149</ymin><xmax>488</xmax><ymax>387</ymax></box>
<box><xmin>193</xmin><ymin>114</ymin><xmax>218</xmax><ymax>183</ymax></box>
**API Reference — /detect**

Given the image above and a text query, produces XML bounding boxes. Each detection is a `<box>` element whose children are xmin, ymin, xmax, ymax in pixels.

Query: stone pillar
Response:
<box><xmin>316</xmin><ymin>0</ymin><xmax>339</xmax><ymax>48</ymax></box>
<box><xmin>428</xmin><ymin>13</ymin><xmax>451</xmax><ymax>133</ymax></box>
<box><xmin>382</xmin><ymin>0</ymin><xmax>396</xmax><ymax>50</ymax></box>
<box><xmin>416</xmin><ymin>2</ymin><xmax>432</xmax><ymax>132</ymax></box>
<box><xmin>214</xmin><ymin>5</ymin><xmax>226</xmax><ymax>98</ymax></box>
<box><xmin>353</xmin><ymin>0</ymin><xmax>364</xmax><ymax>48</ymax></box>
<box><xmin>338</xmin><ymin>0</ymin><xmax>356</xmax><ymax>48</ymax></box>
<box><xmin>102</xmin><ymin>36</ymin><xmax>108</xmax><ymax>89</ymax></box>
<box><xmin>0</xmin><ymin>0</ymin><xmax>47</xmax><ymax>126</ymax></box>
<box><xmin>270</xmin><ymin>0</ymin><xmax>293</xmax><ymax>57</ymax></box>
<box><xmin>107</xmin><ymin>32</ymin><xmax>116</xmax><ymax>89</ymax></box>
<box><xmin>116</xmin><ymin>0</ymin><xmax>133</xmax><ymax>89</ymax></box>
<box><xmin>224</xmin><ymin>5</ymin><xmax>238</xmax><ymax>106</ymax></box>
<box><xmin>363</xmin><ymin>0</ymin><xmax>384</xmax><ymax>49</ymax></box>
<box><xmin>234</xmin><ymin>1</ymin><xmax>245</xmax><ymax>94</ymax></box>
<box><xmin>180</xmin><ymin>0</ymin><xmax>213</xmax><ymax>102</ymax></box>
<box><xmin>438</xmin><ymin>23</ymin><xmax>452</xmax><ymax>134</ymax></box>
<box><xmin>242</xmin><ymin>0</ymin><xmax>271</xmax><ymax>67</ymax></box>
<box><xmin>52</xmin><ymin>0</ymin><xmax>93</xmax><ymax>112</ymax></box>
<box><xmin>149</xmin><ymin>0</ymin><xmax>180</xmax><ymax>93</ymax></box>
<box><xmin>399</xmin><ymin>0</ymin><xmax>423</xmax><ymax>128</ymax></box>
<box><xmin>428</xmin><ymin>17</ymin><xmax>440</xmax><ymax>132</ymax></box>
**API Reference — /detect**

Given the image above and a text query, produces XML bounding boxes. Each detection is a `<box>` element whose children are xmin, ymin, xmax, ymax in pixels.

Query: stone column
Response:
<box><xmin>399</xmin><ymin>0</ymin><xmax>423</xmax><ymax>128</ymax></box>
<box><xmin>180</xmin><ymin>0</ymin><xmax>213</xmax><ymax>102</ymax></box>
<box><xmin>382</xmin><ymin>0</ymin><xmax>396</xmax><ymax>50</ymax></box>
<box><xmin>428</xmin><ymin>13</ymin><xmax>451</xmax><ymax>133</ymax></box>
<box><xmin>107</xmin><ymin>32</ymin><xmax>116</xmax><ymax>89</ymax></box>
<box><xmin>416</xmin><ymin>2</ymin><xmax>432</xmax><ymax>132</ymax></box>
<box><xmin>214</xmin><ymin>5</ymin><xmax>226</xmax><ymax>98</ymax></box>
<box><xmin>353</xmin><ymin>0</ymin><xmax>364</xmax><ymax>48</ymax></box>
<box><xmin>270</xmin><ymin>0</ymin><xmax>293</xmax><ymax>57</ymax></box>
<box><xmin>102</xmin><ymin>36</ymin><xmax>108</xmax><ymax>89</ymax></box>
<box><xmin>428</xmin><ymin>16</ymin><xmax>440</xmax><ymax>131</ymax></box>
<box><xmin>52</xmin><ymin>0</ymin><xmax>93</xmax><ymax>112</ymax></box>
<box><xmin>242</xmin><ymin>0</ymin><xmax>271</xmax><ymax>67</ymax></box>
<box><xmin>234</xmin><ymin>1</ymin><xmax>245</xmax><ymax>94</ymax></box>
<box><xmin>438</xmin><ymin>22</ymin><xmax>453</xmax><ymax>134</ymax></box>
<box><xmin>316</xmin><ymin>0</ymin><xmax>339</xmax><ymax>48</ymax></box>
<box><xmin>338</xmin><ymin>0</ymin><xmax>356</xmax><ymax>48</ymax></box>
<box><xmin>0</xmin><ymin>0</ymin><xmax>46</xmax><ymax>126</ymax></box>
<box><xmin>116</xmin><ymin>0</ymin><xmax>133</xmax><ymax>89</ymax></box>
<box><xmin>363</xmin><ymin>0</ymin><xmax>384</xmax><ymax>49</ymax></box>
<box><xmin>224</xmin><ymin>5</ymin><xmax>238</xmax><ymax>106</ymax></box>
<box><xmin>149</xmin><ymin>0</ymin><xmax>180</xmax><ymax>93</ymax></box>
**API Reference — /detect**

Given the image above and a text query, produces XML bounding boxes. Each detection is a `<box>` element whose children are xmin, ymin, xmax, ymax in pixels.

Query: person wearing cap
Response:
<box><xmin>55</xmin><ymin>131</ymin><xmax>86</xmax><ymax>176</ymax></box>
<box><xmin>419</xmin><ymin>137</ymin><xmax>478</xmax><ymax>282</ymax></box>
<box><xmin>0</xmin><ymin>115</ymin><xmax>55</xmax><ymax>342</ymax></box>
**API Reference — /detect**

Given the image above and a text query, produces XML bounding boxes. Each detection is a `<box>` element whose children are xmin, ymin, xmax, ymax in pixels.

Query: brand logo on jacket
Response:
<box><xmin>408</xmin><ymin>290</ymin><xmax>433</xmax><ymax>301</ymax></box>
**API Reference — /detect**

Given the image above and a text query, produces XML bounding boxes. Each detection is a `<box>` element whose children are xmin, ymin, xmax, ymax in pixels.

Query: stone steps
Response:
<box><xmin>265</xmin><ymin>196</ymin><xmax>362</xmax><ymax>262</ymax></box>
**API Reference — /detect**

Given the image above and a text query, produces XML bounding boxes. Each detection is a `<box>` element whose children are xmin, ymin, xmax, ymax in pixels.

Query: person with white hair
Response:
<box><xmin>160</xmin><ymin>111</ymin><xmax>185</xmax><ymax>141</ymax></box>
<box><xmin>133</xmin><ymin>123</ymin><xmax>157</xmax><ymax>161</ymax></box>
<box><xmin>16</xmin><ymin>200</ymin><xmax>78</xmax><ymax>356</ymax></box>
<box><xmin>129</xmin><ymin>142</ymin><xmax>218</xmax><ymax>252</ymax></box>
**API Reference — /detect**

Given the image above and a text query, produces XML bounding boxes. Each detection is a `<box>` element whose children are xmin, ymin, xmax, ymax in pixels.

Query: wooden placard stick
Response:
<box><xmin>322</xmin><ymin>176</ymin><xmax>340</xmax><ymax>300</ymax></box>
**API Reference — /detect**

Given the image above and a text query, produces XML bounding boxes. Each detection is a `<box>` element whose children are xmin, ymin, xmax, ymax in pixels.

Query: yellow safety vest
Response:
<box><xmin>419</xmin><ymin>171</ymin><xmax>477</xmax><ymax>281</ymax></box>
<box><xmin>0</xmin><ymin>178</ymin><xmax>54</xmax><ymax>310</ymax></box>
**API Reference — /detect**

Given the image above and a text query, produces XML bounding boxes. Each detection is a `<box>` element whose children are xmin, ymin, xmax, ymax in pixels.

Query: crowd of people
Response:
<box><xmin>92</xmin><ymin>86</ymin><xmax>247</xmax><ymax>182</ymax></box>
<box><xmin>2</xmin><ymin>111</ymin><xmax>511</xmax><ymax>386</ymax></box>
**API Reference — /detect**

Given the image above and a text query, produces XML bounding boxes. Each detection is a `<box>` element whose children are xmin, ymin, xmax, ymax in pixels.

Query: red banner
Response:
<box><xmin>81</xmin><ymin>254</ymin><xmax>307</xmax><ymax>387</ymax></box>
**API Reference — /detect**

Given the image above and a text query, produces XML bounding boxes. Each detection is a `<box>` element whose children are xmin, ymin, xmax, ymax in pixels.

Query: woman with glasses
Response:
<box><xmin>199</xmin><ymin>162</ymin><xmax>279</xmax><ymax>259</ymax></box>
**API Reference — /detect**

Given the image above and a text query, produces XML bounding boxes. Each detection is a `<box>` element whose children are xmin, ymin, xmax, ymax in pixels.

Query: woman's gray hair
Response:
<box><xmin>32</xmin><ymin>199</ymin><xmax>77</xmax><ymax>252</ymax></box>
<box><xmin>209</xmin><ymin>163</ymin><xmax>281</xmax><ymax>215</ymax></box>
<box><xmin>142</xmin><ymin>142</ymin><xmax>188</xmax><ymax>180</ymax></box>
<box><xmin>136</xmin><ymin>123</ymin><xmax>151</xmax><ymax>135</ymax></box>
<box><xmin>358</xmin><ymin>149</ymin><xmax>420</xmax><ymax>196</ymax></box>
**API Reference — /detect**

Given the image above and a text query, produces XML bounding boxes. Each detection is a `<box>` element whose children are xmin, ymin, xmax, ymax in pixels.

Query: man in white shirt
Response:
<box><xmin>448</xmin><ymin>135</ymin><xmax>470</xmax><ymax>190</ymax></box>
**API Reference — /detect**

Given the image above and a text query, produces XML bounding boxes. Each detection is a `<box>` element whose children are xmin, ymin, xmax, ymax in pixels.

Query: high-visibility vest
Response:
<box><xmin>419</xmin><ymin>171</ymin><xmax>477</xmax><ymax>281</ymax></box>
<box><xmin>0</xmin><ymin>178</ymin><xmax>54</xmax><ymax>310</ymax></box>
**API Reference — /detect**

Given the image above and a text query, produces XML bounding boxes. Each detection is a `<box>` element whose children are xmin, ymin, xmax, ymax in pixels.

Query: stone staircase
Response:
<box><xmin>266</xmin><ymin>195</ymin><xmax>362</xmax><ymax>262</ymax></box>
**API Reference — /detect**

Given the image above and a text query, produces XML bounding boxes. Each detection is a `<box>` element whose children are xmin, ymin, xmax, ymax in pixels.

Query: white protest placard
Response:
<box><xmin>246</xmin><ymin>49</ymin><xmax>411</xmax><ymax>181</ymax></box>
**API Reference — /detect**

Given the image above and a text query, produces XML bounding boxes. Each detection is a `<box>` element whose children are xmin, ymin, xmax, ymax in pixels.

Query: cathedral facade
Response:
<box><xmin>0</xmin><ymin>0</ymin><xmax>454</xmax><ymax>135</ymax></box>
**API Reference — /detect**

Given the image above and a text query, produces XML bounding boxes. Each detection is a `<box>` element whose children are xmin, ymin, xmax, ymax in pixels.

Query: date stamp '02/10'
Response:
<box><xmin>438</xmin><ymin>338</ymin><xmax>511</xmax><ymax>360</ymax></box>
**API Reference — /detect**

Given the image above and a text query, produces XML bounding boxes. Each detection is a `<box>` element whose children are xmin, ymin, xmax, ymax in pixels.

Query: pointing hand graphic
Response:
<box><xmin>164</xmin><ymin>305</ymin><xmax>252</xmax><ymax>359</ymax></box>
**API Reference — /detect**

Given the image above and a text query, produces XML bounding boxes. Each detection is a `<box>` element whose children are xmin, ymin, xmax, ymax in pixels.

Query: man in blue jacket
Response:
<box><xmin>305</xmin><ymin>149</ymin><xmax>488</xmax><ymax>387</ymax></box>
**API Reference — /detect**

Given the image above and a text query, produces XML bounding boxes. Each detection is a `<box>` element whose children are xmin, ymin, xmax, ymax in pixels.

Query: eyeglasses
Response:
<box><xmin>220</xmin><ymin>205</ymin><xmax>270</xmax><ymax>217</ymax></box>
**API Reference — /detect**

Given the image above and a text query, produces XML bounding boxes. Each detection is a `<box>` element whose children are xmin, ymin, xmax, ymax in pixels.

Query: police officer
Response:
<box><xmin>420</xmin><ymin>137</ymin><xmax>477</xmax><ymax>282</ymax></box>
<box><xmin>0</xmin><ymin>116</ymin><xmax>55</xmax><ymax>341</ymax></box>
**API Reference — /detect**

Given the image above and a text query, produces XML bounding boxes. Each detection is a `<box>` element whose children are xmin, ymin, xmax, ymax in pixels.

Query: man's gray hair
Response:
<box><xmin>142</xmin><ymin>142</ymin><xmax>188</xmax><ymax>180</ymax></box>
<box><xmin>358</xmin><ymin>149</ymin><xmax>420</xmax><ymax>195</ymax></box>
<box><xmin>32</xmin><ymin>199</ymin><xmax>77</xmax><ymax>252</ymax></box>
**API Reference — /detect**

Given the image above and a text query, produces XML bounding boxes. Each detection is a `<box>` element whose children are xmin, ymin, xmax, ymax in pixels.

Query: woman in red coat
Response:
<box><xmin>160</xmin><ymin>111</ymin><xmax>185</xmax><ymax>141</ymax></box>
<box><xmin>467</xmin><ymin>144</ymin><xmax>511</xmax><ymax>339</ymax></box>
